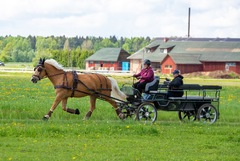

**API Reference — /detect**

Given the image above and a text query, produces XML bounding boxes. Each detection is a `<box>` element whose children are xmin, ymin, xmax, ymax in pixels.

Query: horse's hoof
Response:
<box><xmin>42</xmin><ymin>117</ymin><xmax>49</xmax><ymax>121</ymax></box>
<box><xmin>118</xmin><ymin>113</ymin><xmax>125</xmax><ymax>120</ymax></box>
<box><xmin>83</xmin><ymin>116</ymin><xmax>89</xmax><ymax>120</ymax></box>
<box><xmin>42</xmin><ymin>115</ymin><xmax>49</xmax><ymax>121</ymax></box>
<box><xmin>75</xmin><ymin>109</ymin><xmax>80</xmax><ymax>115</ymax></box>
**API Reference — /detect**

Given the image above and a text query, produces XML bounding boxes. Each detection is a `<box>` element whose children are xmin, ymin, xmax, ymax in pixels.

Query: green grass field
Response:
<box><xmin>0</xmin><ymin>62</ymin><xmax>33</xmax><ymax>68</ymax></box>
<box><xmin>0</xmin><ymin>72</ymin><xmax>240</xmax><ymax>161</ymax></box>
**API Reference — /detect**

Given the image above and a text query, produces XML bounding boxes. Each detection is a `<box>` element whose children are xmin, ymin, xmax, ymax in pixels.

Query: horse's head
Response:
<box><xmin>31</xmin><ymin>58</ymin><xmax>47</xmax><ymax>83</ymax></box>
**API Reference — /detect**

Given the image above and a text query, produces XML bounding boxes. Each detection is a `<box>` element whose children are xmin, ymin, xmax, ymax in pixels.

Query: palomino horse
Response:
<box><xmin>31</xmin><ymin>58</ymin><xmax>126</xmax><ymax>120</ymax></box>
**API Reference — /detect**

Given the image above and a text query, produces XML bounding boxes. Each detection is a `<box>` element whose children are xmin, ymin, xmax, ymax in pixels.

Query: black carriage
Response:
<box><xmin>120</xmin><ymin>76</ymin><xmax>222</xmax><ymax>124</ymax></box>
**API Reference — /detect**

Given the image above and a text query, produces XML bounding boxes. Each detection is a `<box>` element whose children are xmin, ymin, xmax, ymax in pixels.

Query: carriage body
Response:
<box><xmin>120</xmin><ymin>81</ymin><xmax>222</xmax><ymax>124</ymax></box>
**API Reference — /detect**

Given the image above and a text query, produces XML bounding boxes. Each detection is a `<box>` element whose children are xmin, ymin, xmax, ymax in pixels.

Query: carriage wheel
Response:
<box><xmin>178</xmin><ymin>110</ymin><xmax>196</xmax><ymax>122</ymax></box>
<box><xmin>136</xmin><ymin>103</ymin><xmax>157</xmax><ymax>123</ymax></box>
<box><xmin>122</xmin><ymin>108</ymin><xmax>137</xmax><ymax>120</ymax></box>
<box><xmin>197</xmin><ymin>104</ymin><xmax>218</xmax><ymax>124</ymax></box>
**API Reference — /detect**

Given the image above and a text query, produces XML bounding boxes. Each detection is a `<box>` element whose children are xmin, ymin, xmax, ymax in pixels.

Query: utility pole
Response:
<box><xmin>188</xmin><ymin>7</ymin><xmax>191</xmax><ymax>38</ymax></box>
<box><xmin>142</xmin><ymin>48</ymin><xmax>146</xmax><ymax>68</ymax></box>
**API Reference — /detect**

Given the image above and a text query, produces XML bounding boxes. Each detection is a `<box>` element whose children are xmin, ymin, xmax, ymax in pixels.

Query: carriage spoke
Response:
<box><xmin>183</xmin><ymin>114</ymin><xmax>187</xmax><ymax>119</ymax></box>
<box><xmin>197</xmin><ymin>104</ymin><xmax>218</xmax><ymax>124</ymax></box>
<box><xmin>178</xmin><ymin>111</ymin><xmax>196</xmax><ymax>122</ymax></box>
<box><xmin>137</xmin><ymin>103</ymin><xmax>157</xmax><ymax>123</ymax></box>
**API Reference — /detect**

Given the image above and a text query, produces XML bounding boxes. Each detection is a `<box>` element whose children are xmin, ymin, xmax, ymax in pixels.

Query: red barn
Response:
<box><xmin>128</xmin><ymin>38</ymin><xmax>240</xmax><ymax>74</ymax></box>
<box><xmin>85</xmin><ymin>48</ymin><xmax>130</xmax><ymax>71</ymax></box>
<box><xmin>161</xmin><ymin>53</ymin><xmax>203</xmax><ymax>74</ymax></box>
<box><xmin>161</xmin><ymin>52</ymin><xmax>240</xmax><ymax>74</ymax></box>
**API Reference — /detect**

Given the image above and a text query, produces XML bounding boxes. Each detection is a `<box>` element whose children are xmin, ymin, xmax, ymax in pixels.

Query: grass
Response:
<box><xmin>0</xmin><ymin>62</ymin><xmax>33</xmax><ymax>68</ymax></box>
<box><xmin>1</xmin><ymin>121</ymin><xmax>239</xmax><ymax>161</ymax></box>
<box><xmin>0</xmin><ymin>72</ymin><xmax>240</xmax><ymax>161</ymax></box>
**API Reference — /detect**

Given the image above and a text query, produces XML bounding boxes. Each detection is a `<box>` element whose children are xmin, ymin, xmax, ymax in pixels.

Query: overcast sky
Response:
<box><xmin>0</xmin><ymin>0</ymin><xmax>240</xmax><ymax>38</ymax></box>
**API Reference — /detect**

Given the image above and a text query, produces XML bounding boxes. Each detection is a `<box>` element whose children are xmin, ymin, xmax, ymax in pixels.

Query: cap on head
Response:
<box><xmin>172</xmin><ymin>69</ymin><xmax>180</xmax><ymax>75</ymax></box>
<box><xmin>143</xmin><ymin>59</ymin><xmax>151</xmax><ymax>66</ymax></box>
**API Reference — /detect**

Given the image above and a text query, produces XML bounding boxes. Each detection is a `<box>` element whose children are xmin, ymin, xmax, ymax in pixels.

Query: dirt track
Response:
<box><xmin>183</xmin><ymin>70</ymin><xmax>240</xmax><ymax>79</ymax></box>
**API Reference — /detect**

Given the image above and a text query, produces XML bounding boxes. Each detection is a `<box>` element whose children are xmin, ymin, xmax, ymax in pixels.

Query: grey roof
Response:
<box><xmin>170</xmin><ymin>41</ymin><xmax>240</xmax><ymax>54</ymax></box>
<box><xmin>146</xmin><ymin>39</ymin><xmax>162</xmax><ymax>48</ymax></box>
<box><xmin>145</xmin><ymin>48</ymin><xmax>167</xmax><ymax>62</ymax></box>
<box><xmin>169</xmin><ymin>53</ymin><xmax>202</xmax><ymax>64</ymax></box>
<box><xmin>159</xmin><ymin>44</ymin><xmax>175</xmax><ymax>49</ymax></box>
<box><xmin>127</xmin><ymin>48</ymin><xmax>167</xmax><ymax>62</ymax></box>
<box><xmin>127</xmin><ymin>48</ymin><xmax>145</xmax><ymax>59</ymax></box>
<box><xmin>199</xmin><ymin>52</ymin><xmax>240</xmax><ymax>62</ymax></box>
<box><xmin>86</xmin><ymin>48</ymin><xmax>124</xmax><ymax>61</ymax></box>
<box><xmin>152</xmin><ymin>37</ymin><xmax>240</xmax><ymax>42</ymax></box>
<box><xmin>128</xmin><ymin>38</ymin><xmax>240</xmax><ymax>64</ymax></box>
<box><xmin>169</xmin><ymin>52</ymin><xmax>240</xmax><ymax>64</ymax></box>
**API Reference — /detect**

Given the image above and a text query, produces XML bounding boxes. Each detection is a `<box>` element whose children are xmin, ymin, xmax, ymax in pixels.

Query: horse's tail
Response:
<box><xmin>108</xmin><ymin>77</ymin><xmax>127</xmax><ymax>102</ymax></box>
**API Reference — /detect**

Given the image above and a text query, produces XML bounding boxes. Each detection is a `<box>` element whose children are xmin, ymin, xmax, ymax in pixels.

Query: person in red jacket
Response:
<box><xmin>133</xmin><ymin>59</ymin><xmax>154</xmax><ymax>94</ymax></box>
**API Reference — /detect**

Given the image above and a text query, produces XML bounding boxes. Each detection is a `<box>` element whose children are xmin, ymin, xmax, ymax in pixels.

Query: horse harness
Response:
<box><xmin>54</xmin><ymin>71</ymin><xmax>112</xmax><ymax>97</ymax></box>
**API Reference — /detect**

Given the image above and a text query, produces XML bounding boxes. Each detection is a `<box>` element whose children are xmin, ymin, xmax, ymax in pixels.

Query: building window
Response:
<box><xmin>164</xmin><ymin>49</ymin><xmax>168</xmax><ymax>53</ymax></box>
<box><xmin>226</xmin><ymin>62</ymin><xmax>236</xmax><ymax>66</ymax></box>
<box><xmin>164</xmin><ymin>65</ymin><xmax>172</xmax><ymax>69</ymax></box>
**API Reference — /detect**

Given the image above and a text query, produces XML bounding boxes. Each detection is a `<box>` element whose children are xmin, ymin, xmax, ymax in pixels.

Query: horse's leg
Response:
<box><xmin>106</xmin><ymin>99</ymin><xmax>125</xmax><ymax>120</ymax></box>
<box><xmin>85</xmin><ymin>95</ymin><xmax>97</xmax><ymax>119</ymax></box>
<box><xmin>62</xmin><ymin>98</ymin><xmax>80</xmax><ymax>115</ymax></box>
<box><xmin>43</xmin><ymin>95</ymin><xmax>62</xmax><ymax>120</ymax></box>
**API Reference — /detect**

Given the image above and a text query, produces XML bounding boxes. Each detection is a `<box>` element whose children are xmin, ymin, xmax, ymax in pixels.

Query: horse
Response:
<box><xmin>31</xmin><ymin>58</ymin><xmax>127</xmax><ymax>120</ymax></box>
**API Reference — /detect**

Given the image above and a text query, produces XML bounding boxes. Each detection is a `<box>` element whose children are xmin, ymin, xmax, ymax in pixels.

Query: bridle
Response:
<box><xmin>33</xmin><ymin>65</ymin><xmax>65</xmax><ymax>80</ymax></box>
<box><xmin>32</xmin><ymin>65</ymin><xmax>46</xmax><ymax>80</ymax></box>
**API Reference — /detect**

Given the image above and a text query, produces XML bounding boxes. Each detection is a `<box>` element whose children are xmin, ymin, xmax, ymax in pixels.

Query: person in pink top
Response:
<box><xmin>133</xmin><ymin>59</ymin><xmax>154</xmax><ymax>94</ymax></box>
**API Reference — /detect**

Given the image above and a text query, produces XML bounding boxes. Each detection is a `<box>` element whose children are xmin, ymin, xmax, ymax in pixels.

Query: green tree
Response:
<box><xmin>78</xmin><ymin>49</ymin><xmax>94</xmax><ymax>69</ymax></box>
<box><xmin>122</xmin><ymin>38</ymin><xmax>132</xmax><ymax>53</ymax></box>
<box><xmin>99</xmin><ymin>38</ymin><xmax>116</xmax><ymax>48</ymax></box>
<box><xmin>81</xmin><ymin>40</ymin><xmax>93</xmax><ymax>50</ymax></box>
<box><xmin>0</xmin><ymin>35</ymin><xmax>153</xmax><ymax>64</ymax></box>
<box><xmin>1</xmin><ymin>42</ymin><xmax>15</xmax><ymax>62</ymax></box>
<box><xmin>27</xmin><ymin>35</ymin><xmax>36</xmax><ymax>51</ymax></box>
<box><xmin>11</xmin><ymin>37</ymin><xmax>35</xmax><ymax>62</ymax></box>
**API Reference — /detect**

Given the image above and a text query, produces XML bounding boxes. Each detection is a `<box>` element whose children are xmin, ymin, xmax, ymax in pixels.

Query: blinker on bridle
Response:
<box><xmin>33</xmin><ymin>65</ymin><xmax>46</xmax><ymax>80</ymax></box>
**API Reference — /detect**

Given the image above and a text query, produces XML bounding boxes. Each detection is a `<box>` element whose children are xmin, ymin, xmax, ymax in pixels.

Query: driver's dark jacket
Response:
<box><xmin>168</xmin><ymin>75</ymin><xmax>184</xmax><ymax>97</ymax></box>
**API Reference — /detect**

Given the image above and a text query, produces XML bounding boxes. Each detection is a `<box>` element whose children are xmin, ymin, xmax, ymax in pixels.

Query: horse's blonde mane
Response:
<box><xmin>45</xmin><ymin>59</ymin><xmax>64</xmax><ymax>70</ymax></box>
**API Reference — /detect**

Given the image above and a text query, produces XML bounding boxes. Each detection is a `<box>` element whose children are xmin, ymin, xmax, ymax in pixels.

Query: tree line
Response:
<box><xmin>0</xmin><ymin>35</ymin><xmax>151</xmax><ymax>68</ymax></box>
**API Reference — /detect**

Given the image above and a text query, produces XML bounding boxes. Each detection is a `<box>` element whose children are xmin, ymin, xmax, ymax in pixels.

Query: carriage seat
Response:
<box><xmin>144</xmin><ymin>76</ymin><xmax>160</xmax><ymax>93</ymax></box>
<box><xmin>168</xmin><ymin>96</ymin><xmax>215</xmax><ymax>101</ymax></box>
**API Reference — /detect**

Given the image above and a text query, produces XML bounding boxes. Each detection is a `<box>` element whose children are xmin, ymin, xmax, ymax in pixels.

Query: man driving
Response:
<box><xmin>167</xmin><ymin>69</ymin><xmax>184</xmax><ymax>97</ymax></box>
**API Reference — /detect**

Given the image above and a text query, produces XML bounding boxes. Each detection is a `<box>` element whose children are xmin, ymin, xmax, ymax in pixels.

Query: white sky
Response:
<box><xmin>0</xmin><ymin>0</ymin><xmax>240</xmax><ymax>38</ymax></box>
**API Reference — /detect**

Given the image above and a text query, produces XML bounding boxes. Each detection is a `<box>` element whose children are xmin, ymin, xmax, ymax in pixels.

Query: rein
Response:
<box><xmin>32</xmin><ymin>68</ymin><xmax>65</xmax><ymax>81</ymax></box>
<box><xmin>33</xmin><ymin>62</ymin><xmax>112</xmax><ymax>98</ymax></box>
<box><xmin>33</xmin><ymin>63</ymin><xmax>112</xmax><ymax>98</ymax></box>
<box><xmin>34</xmin><ymin>65</ymin><xmax>125</xmax><ymax>103</ymax></box>
<box><xmin>54</xmin><ymin>71</ymin><xmax>111</xmax><ymax>98</ymax></box>
<box><xmin>48</xmin><ymin>72</ymin><xmax>65</xmax><ymax>78</ymax></box>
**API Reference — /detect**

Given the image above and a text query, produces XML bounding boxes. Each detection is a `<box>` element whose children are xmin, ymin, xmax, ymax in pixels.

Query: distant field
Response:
<box><xmin>1</xmin><ymin>62</ymin><xmax>33</xmax><ymax>68</ymax></box>
<box><xmin>0</xmin><ymin>72</ymin><xmax>240</xmax><ymax>160</ymax></box>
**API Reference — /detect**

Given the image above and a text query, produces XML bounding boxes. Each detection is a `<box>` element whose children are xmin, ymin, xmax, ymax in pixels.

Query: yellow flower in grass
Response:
<box><xmin>12</xmin><ymin>122</ymin><xmax>17</xmax><ymax>126</ymax></box>
<box><xmin>72</xmin><ymin>156</ymin><xmax>76</xmax><ymax>160</ymax></box>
